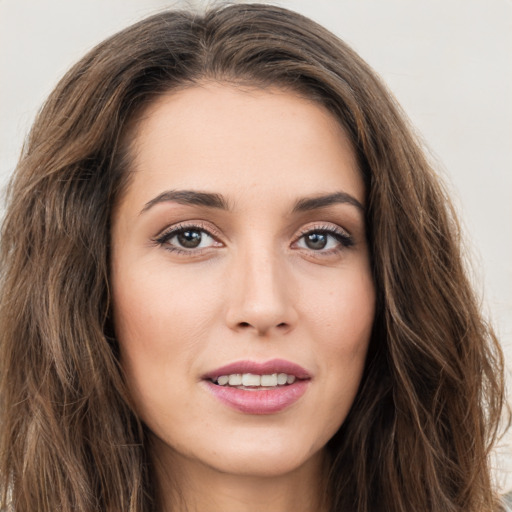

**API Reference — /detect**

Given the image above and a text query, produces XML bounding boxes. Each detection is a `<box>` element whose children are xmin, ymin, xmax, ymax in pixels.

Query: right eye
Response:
<box><xmin>154</xmin><ymin>223</ymin><xmax>223</xmax><ymax>254</ymax></box>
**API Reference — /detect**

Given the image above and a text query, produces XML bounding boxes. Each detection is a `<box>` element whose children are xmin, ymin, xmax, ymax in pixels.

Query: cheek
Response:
<box><xmin>303</xmin><ymin>268</ymin><xmax>375</xmax><ymax>414</ymax></box>
<box><xmin>110</xmin><ymin>261</ymin><xmax>221</xmax><ymax>407</ymax></box>
<box><xmin>305</xmin><ymin>266</ymin><xmax>375</xmax><ymax>348</ymax></box>
<box><xmin>113</xmin><ymin>259</ymin><xmax>220</xmax><ymax>347</ymax></box>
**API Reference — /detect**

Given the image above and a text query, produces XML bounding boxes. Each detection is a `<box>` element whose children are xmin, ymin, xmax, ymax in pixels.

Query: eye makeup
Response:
<box><xmin>152</xmin><ymin>221</ymin><xmax>224</xmax><ymax>256</ymax></box>
<box><xmin>292</xmin><ymin>223</ymin><xmax>354</xmax><ymax>254</ymax></box>
<box><xmin>152</xmin><ymin>219</ymin><xmax>354</xmax><ymax>259</ymax></box>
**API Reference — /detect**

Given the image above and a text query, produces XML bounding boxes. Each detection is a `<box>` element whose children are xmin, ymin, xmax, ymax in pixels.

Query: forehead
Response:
<box><xmin>120</xmin><ymin>82</ymin><xmax>364</xmax><ymax>210</ymax></box>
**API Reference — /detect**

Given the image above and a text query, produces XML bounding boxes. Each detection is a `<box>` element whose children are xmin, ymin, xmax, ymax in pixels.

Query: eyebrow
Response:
<box><xmin>292</xmin><ymin>192</ymin><xmax>364</xmax><ymax>213</ymax></box>
<box><xmin>140</xmin><ymin>190</ymin><xmax>230</xmax><ymax>214</ymax></box>
<box><xmin>140</xmin><ymin>189</ymin><xmax>364</xmax><ymax>215</ymax></box>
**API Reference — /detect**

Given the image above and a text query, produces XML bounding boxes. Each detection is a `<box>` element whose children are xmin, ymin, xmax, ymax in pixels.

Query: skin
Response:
<box><xmin>110</xmin><ymin>83</ymin><xmax>376</xmax><ymax>512</ymax></box>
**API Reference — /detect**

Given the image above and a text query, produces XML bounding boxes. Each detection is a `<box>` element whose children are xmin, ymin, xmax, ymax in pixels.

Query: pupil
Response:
<box><xmin>306</xmin><ymin>232</ymin><xmax>327</xmax><ymax>250</ymax></box>
<box><xmin>177</xmin><ymin>230</ymin><xmax>201</xmax><ymax>248</ymax></box>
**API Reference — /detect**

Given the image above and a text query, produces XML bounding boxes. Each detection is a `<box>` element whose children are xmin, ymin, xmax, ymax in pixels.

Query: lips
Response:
<box><xmin>202</xmin><ymin>359</ymin><xmax>311</xmax><ymax>414</ymax></box>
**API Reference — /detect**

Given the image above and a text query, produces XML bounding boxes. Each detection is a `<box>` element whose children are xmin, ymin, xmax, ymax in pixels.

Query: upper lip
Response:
<box><xmin>202</xmin><ymin>358</ymin><xmax>311</xmax><ymax>380</ymax></box>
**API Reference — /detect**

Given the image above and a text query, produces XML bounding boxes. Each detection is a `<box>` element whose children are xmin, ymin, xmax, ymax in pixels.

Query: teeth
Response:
<box><xmin>242</xmin><ymin>373</ymin><xmax>261</xmax><ymax>386</ymax></box>
<box><xmin>228</xmin><ymin>374</ymin><xmax>242</xmax><ymax>386</ymax></box>
<box><xmin>260</xmin><ymin>374</ymin><xmax>277</xmax><ymax>386</ymax></box>
<box><xmin>214</xmin><ymin>372</ymin><xmax>298</xmax><ymax>387</ymax></box>
<box><xmin>217</xmin><ymin>375</ymin><xmax>229</xmax><ymax>386</ymax></box>
<box><xmin>277</xmin><ymin>373</ymin><xmax>288</xmax><ymax>385</ymax></box>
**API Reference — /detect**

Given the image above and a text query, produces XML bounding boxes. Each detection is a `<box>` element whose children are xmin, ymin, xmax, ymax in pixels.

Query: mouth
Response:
<box><xmin>210</xmin><ymin>372</ymin><xmax>298</xmax><ymax>390</ymax></box>
<box><xmin>202</xmin><ymin>359</ymin><xmax>311</xmax><ymax>414</ymax></box>
<box><xmin>203</xmin><ymin>358</ymin><xmax>311</xmax><ymax>387</ymax></box>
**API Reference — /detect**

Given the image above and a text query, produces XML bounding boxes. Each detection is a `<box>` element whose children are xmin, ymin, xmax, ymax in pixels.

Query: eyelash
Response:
<box><xmin>153</xmin><ymin>222</ymin><xmax>354</xmax><ymax>256</ymax></box>
<box><xmin>153</xmin><ymin>222</ymin><xmax>222</xmax><ymax>255</ymax></box>
<box><xmin>293</xmin><ymin>224</ymin><xmax>354</xmax><ymax>254</ymax></box>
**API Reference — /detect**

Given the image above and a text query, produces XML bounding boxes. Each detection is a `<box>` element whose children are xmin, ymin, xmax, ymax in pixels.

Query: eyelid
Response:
<box><xmin>292</xmin><ymin>222</ymin><xmax>354</xmax><ymax>251</ymax></box>
<box><xmin>294</xmin><ymin>222</ymin><xmax>352</xmax><ymax>239</ymax></box>
<box><xmin>153</xmin><ymin>221</ymin><xmax>224</xmax><ymax>249</ymax></box>
<box><xmin>152</xmin><ymin>220</ymin><xmax>354</xmax><ymax>256</ymax></box>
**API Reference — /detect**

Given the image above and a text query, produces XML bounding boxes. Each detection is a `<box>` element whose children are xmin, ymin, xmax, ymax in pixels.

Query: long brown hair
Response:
<box><xmin>0</xmin><ymin>4</ymin><xmax>505</xmax><ymax>511</ymax></box>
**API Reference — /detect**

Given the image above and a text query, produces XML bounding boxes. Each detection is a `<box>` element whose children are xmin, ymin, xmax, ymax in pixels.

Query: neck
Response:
<box><xmin>150</xmin><ymin>437</ymin><xmax>330</xmax><ymax>512</ymax></box>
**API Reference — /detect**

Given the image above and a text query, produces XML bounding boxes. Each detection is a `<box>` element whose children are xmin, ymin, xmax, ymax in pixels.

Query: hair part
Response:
<box><xmin>0</xmin><ymin>4</ymin><xmax>506</xmax><ymax>511</ymax></box>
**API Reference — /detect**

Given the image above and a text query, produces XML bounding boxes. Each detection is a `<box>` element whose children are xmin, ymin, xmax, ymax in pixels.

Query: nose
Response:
<box><xmin>225</xmin><ymin>246</ymin><xmax>298</xmax><ymax>336</ymax></box>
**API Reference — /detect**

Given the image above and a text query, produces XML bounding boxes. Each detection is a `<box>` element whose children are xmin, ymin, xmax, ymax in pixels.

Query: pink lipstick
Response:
<box><xmin>202</xmin><ymin>359</ymin><xmax>310</xmax><ymax>415</ymax></box>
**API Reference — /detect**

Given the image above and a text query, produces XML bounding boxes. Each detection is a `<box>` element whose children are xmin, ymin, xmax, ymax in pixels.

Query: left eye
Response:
<box><xmin>295</xmin><ymin>230</ymin><xmax>351</xmax><ymax>251</ymax></box>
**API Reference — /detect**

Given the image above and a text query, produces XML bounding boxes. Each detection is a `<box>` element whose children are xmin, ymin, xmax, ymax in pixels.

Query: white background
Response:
<box><xmin>1</xmin><ymin>0</ymin><xmax>511</xmax><ymax>490</ymax></box>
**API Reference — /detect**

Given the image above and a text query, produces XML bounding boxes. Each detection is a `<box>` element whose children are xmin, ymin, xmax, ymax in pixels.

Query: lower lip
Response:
<box><xmin>203</xmin><ymin>380</ymin><xmax>309</xmax><ymax>414</ymax></box>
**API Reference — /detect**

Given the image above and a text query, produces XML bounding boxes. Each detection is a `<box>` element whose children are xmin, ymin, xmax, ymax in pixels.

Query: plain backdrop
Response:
<box><xmin>1</xmin><ymin>0</ymin><xmax>511</xmax><ymax>489</ymax></box>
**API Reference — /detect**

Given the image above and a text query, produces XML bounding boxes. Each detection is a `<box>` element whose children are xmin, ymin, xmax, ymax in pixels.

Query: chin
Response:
<box><xmin>176</xmin><ymin>430</ymin><xmax>327</xmax><ymax>479</ymax></box>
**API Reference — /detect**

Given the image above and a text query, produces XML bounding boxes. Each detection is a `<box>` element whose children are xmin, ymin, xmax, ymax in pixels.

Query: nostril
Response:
<box><xmin>236</xmin><ymin>321</ymin><xmax>289</xmax><ymax>332</ymax></box>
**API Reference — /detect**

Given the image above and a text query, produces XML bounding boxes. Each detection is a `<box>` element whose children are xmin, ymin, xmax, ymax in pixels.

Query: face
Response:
<box><xmin>111</xmin><ymin>83</ymin><xmax>375</xmax><ymax>478</ymax></box>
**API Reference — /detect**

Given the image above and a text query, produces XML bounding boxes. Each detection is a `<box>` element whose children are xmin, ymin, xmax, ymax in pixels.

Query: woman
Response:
<box><xmin>0</xmin><ymin>4</ymin><xmax>506</xmax><ymax>511</ymax></box>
